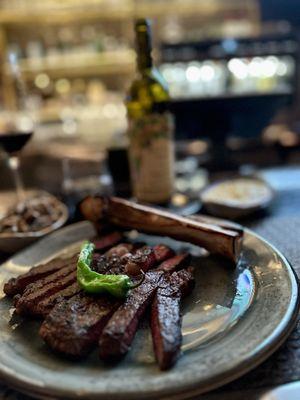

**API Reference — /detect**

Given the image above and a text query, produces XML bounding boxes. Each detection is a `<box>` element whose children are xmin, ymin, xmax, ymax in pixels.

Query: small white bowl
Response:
<box><xmin>200</xmin><ymin>176</ymin><xmax>275</xmax><ymax>219</ymax></box>
<box><xmin>0</xmin><ymin>190</ymin><xmax>69</xmax><ymax>253</ymax></box>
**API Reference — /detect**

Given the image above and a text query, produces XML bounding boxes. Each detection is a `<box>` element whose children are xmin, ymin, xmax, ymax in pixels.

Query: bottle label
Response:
<box><xmin>127</xmin><ymin>112</ymin><xmax>174</xmax><ymax>203</ymax></box>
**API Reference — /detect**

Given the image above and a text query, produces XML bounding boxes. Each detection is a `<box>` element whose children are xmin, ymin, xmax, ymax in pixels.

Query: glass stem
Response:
<box><xmin>7</xmin><ymin>155</ymin><xmax>25</xmax><ymax>203</ymax></box>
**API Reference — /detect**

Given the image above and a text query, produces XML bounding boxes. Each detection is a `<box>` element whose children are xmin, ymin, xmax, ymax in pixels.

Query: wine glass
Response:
<box><xmin>0</xmin><ymin>52</ymin><xmax>35</xmax><ymax>204</ymax></box>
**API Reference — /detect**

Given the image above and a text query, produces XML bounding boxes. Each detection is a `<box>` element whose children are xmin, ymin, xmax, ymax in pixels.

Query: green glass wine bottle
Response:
<box><xmin>126</xmin><ymin>18</ymin><xmax>175</xmax><ymax>204</ymax></box>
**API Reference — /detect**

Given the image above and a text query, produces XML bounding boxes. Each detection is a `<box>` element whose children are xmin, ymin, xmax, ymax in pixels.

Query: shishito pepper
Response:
<box><xmin>77</xmin><ymin>241</ymin><xmax>141</xmax><ymax>298</ymax></box>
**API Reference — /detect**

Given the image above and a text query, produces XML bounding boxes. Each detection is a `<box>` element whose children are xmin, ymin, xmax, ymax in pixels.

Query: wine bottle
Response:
<box><xmin>126</xmin><ymin>18</ymin><xmax>175</xmax><ymax>204</ymax></box>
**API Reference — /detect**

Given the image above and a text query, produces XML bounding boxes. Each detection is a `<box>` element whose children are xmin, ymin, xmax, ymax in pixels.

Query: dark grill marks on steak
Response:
<box><xmin>15</xmin><ymin>268</ymin><xmax>77</xmax><ymax>316</ymax></box>
<box><xmin>156</xmin><ymin>253</ymin><xmax>190</xmax><ymax>272</ymax></box>
<box><xmin>150</xmin><ymin>268</ymin><xmax>194</xmax><ymax>370</ymax></box>
<box><xmin>38</xmin><ymin>245</ymin><xmax>167</xmax><ymax>357</ymax></box>
<box><xmin>98</xmin><ymin>248</ymin><xmax>183</xmax><ymax>361</ymax></box>
<box><xmin>39</xmin><ymin>254</ymin><xmax>128</xmax><ymax>356</ymax></box>
<box><xmin>99</xmin><ymin>271</ymin><xmax>164</xmax><ymax>360</ymax></box>
<box><xmin>39</xmin><ymin>293</ymin><xmax>120</xmax><ymax>358</ymax></box>
<box><xmin>4</xmin><ymin>232</ymin><xmax>123</xmax><ymax>298</ymax></box>
<box><xmin>17</xmin><ymin>243</ymin><xmax>132</xmax><ymax>317</ymax></box>
<box><xmin>3</xmin><ymin>254</ymin><xmax>78</xmax><ymax>297</ymax></box>
<box><xmin>35</xmin><ymin>281</ymin><xmax>81</xmax><ymax>318</ymax></box>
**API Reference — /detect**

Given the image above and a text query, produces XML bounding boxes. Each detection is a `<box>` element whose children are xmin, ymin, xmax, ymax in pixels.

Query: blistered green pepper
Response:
<box><xmin>77</xmin><ymin>241</ymin><xmax>141</xmax><ymax>298</ymax></box>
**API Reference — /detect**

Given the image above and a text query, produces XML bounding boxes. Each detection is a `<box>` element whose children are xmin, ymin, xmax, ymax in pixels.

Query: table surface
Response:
<box><xmin>1</xmin><ymin>168</ymin><xmax>300</xmax><ymax>400</ymax></box>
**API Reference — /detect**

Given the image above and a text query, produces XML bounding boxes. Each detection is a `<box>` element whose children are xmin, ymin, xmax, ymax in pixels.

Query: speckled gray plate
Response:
<box><xmin>0</xmin><ymin>221</ymin><xmax>298</xmax><ymax>400</ymax></box>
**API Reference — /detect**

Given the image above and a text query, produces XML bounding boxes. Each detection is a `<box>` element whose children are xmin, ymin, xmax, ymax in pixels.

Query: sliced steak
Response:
<box><xmin>3</xmin><ymin>255</ymin><xmax>78</xmax><ymax>297</ymax></box>
<box><xmin>153</xmin><ymin>244</ymin><xmax>175</xmax><ymax>263</ymax></box>
<box><xmin>124</xmin><ymin>245</ymin><xmax>173</xmax><ymax>276</ymax></box>
<box><xmin>99</xmin><ymin>271</ymin><xmax>164</xmax><ymax>360</ymax></box>
<box><xmin>39</xmin><ymin>259</ymin><xmax>128</xmax><ymax>357</ymax></box>
<box><xmin>17</xmin><ymin>243</ymin><xmax>133</xmax><ymax>317</ymax></box>
<box><xmin>92</xmin><ymin>231</ymin><xmax>122</xmax><ymax>252</ymax></box>
<box><xmin>98</xmin><ymin>249</ymin><xmax>182</xmax><ymax>361</ymax></box>
<box><xmin>156</xmin><ymin>253</ymin><xmax>190</xmax><ymax>272</ymax></box>
<box><xmin>39</xmin><ymin>246</ymin><xmax>164</xmax><ymax>357</ymax></box>
<box><xmin>150</xmin><ymin>268</ymin><xmax>194</xmax><ymax>370</ymax></box>
<box><xmin>104</xmin><ymin>243</ymin><xmax>133</xmax><ymax>258</ymax></box>
<box><xmin>40</xmin><ymin>293</ymin><xmax>120</xmax><ymax>358</ymax></box>
<box><xmin>15</xmin><ymin>268</ymin><xmax>77</xmax><ymax>316</ymax></box>
<box><xmin>124</xmin><ymin>247</ymin><xmax>156</xmax><ymax>276</ymax></box>
<box><xmin>36</xmin><ymin>281</ymin><xmax>81</xmax><ymax>318</ymax></box>
<box><xmin>4</xmin><ymin>232</ymin><xmax>123</xmax><ymax>297</ymax></box>
<box><xmin>92</xmin><ymin>243</ymin><xmax>134</xmax><ymax>274</ymax></box>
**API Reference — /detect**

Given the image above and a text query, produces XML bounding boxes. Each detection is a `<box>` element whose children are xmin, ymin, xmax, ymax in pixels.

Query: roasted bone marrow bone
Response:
<box><xmin>80</xmin><ymin>196</ymin><xmax>243</xmax><ymax>263</ymax></box>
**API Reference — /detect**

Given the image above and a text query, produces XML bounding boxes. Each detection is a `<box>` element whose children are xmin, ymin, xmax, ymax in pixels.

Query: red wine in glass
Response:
<box><xmin>0</xmin><ymin>130</ymin><xmax>33</xmax><ymax>203</ymax></box>
<box><xmin>0</xmin><ymin>131</ymin><xmax>33</xmax><ymax>154</ymax></box>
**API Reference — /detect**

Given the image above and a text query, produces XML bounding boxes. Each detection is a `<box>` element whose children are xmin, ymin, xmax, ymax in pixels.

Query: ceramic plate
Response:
<box><xmin>0</xmin><ymin>221</ymin><xmax>298</xmax><ymax>400</ymax></box>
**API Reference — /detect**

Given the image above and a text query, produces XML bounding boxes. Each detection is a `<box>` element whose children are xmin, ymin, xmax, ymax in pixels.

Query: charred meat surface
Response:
<box><xmin>4</xmin><ymin>212</ymin><xmax>197</xmax><ymax>371</ymax></box>
<box><xmin>124</xmin><ymin>247</ymin><xmax>156</xmax><ymax>275</ymax></box>
<box><xmin>35</xmin><ymin>281</ymin><xmax>81</xmax><ymax>318</ymax></box>
<box><xmin>39</xmin><ymin>245</ymin><xmax>172</xmax><ymax>358</ymax></box>
<box><xmin>16</xmin><ymin>243</ymin><xmax>132</xmax><ymax>317</ymax></box>
<box><xmin>156</xmin><ymin>253</ymin><xmax>190</xmax><ymax>272</ymax></box>
<box><xmin>3</xmin><ymin>254</ymin><xmax>78</xmax><ymax>297</ymax></box>
<box><xmin>151</xmin><ymin>268</ymin><xmax>194</xmax><ymax>370</ymax></box>
<box><xmin>92</xmin><ymin>231</ymin><xmax>122</xmax><ymax>252</ymax></box>
<box><xmin>15</xmin><ymin>268</ymin><xmax>77</xmax><ymax>316</ymax></box>
<box><xmin>104</xmin><ymin>243</ymin><xmax>133</xmax><ymax>258</ymax></box>
<box><xmin>92</xmin><ymin>243</ymin><xmax>134</xmax><ymax>274</ymax></box>
<box><xmin>98</xmin><ymin>253</ymin><xmax>186</xmax><ymax>361</ymax></box>
<box><xmin>153</xmin><ymin>245</ymin><xmax>175</xmax><ymax>263</ymax></box>
<box><xmin>99</xmin><ymin>271</ymin><xmax>164</xmax><ymax>360</ymax></box>
<box><xmin>122</xmin><ymin>244</ymin><xmax>173</xmax><ymax>276</ymax></box>
<box><xmin>4</xmin><ymin>232</ymin><xmax>123</xmax><ymax>297</ymax></box>
<box><xmin>40</xmin><ymin>293</ymin><xmax>120</xmax><ymax>358</ymax></box>
<box><xmin>80</xmin><ymin>196</ymin><xmax>243</xmax><ymax>262</ymax></box>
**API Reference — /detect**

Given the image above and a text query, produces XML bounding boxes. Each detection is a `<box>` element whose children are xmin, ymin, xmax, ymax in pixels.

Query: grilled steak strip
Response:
<box><xmin>36</xmin><ymin>282</ymin><xmax>81</xmax><ymax>318</ymax></box>
<box><xmin>3</xmin><ymin>255</ymin><xmax>78</xmax><ymax>297</ymax></box>
<box><xmin>17</xmin><ymin>243</ymin><xmax>134</xmax><ymax>318</ymax></box>
<box><xmin>151</xmin><ymin>268</ymin><xmax>194</xmax><ymax>370</ymax></box>
<box><xmin>4</xmin><ymin>232</ymin><xmax>123</xmax><ymax>297</ymax></box>
<box><xmin>39</xmin><ymin>259</ymin><xmax>128</xmax><ymax>357</ymax></box>
<box><xmin>92</xmin><ymin>231</ymin><xmax>122</xmax><ymax>252</ymax></box>
<box><xmin>99</xmin><ymin>271</ymin><xmax>164</xmax><ymax>360</ymax></box>
<box><xmin>80</xmin><ymin>195</ymin><xmax>243</xmax><ymax>262</ymax></box>
<box><xmin>15</xmin><ymin>269</ymin><xmax>77</xmax><ymax>316</ymax></box>
<box><xmin>39</xmin><ymin>245</ymin><xmax>172</xmax><ymax>357</ymax></box>
<box><xmin>156</xmin><ymin>253</ymin><xmax>190</xmax><ymax>272</ymax></box>
<box><xmin>35</xmin><ymin>244</ymin><xmax>134</xmax><ymax>317</ymax></box>
<box><xmin>124</xmin><ymin>244</ymin><xmax>174</xmax><ymax>275</ymax></box>
<box><xmin>98</xmin><ymin>251</ymin><xmax>182</xmax><ymax>360</ymax></box>
<box><xmin>153</xmin><ymin>244</ymin><xmax>175</xmax><ymax>263</ymax></box>
<box><xmin>40</xmin><ymin>293</ymin><xmax>120</xmax><ymax>358</ymax></box>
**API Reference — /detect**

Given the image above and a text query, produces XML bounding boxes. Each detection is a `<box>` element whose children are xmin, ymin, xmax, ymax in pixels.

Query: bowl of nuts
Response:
<box><xmin>0</xmin><ymin>190</ymin><xmax>68</xmax><ymax>253</ymax></box>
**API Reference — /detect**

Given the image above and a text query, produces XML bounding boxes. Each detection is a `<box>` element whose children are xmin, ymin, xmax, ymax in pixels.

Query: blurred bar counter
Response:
<box><xmin>1</xmin><ymin>129</ymin><xmax>300</xmax><ymax>199</ymax></box>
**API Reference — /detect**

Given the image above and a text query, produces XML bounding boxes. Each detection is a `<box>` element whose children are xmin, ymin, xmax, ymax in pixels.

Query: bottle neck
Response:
<box><xmin>137</xmin><ymin>51</ymin><xmax>153</xmax><ymax>73</ymax></box>
<box><xmin>135</xmin><ymin>19</ymin><xmax>153</xmax><ymax>74</ymax></box>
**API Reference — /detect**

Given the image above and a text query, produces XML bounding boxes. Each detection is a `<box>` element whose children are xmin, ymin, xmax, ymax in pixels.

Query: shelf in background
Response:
<box><xmin>4</xmin><ymin>50</ymin><xmax>136</xmax><ymax>79</ymax></box>
<box><xmin>0</xmin><ymin>0</ymin><xmax>258</xmax><ymax>25</ymax></box>
<box><xmin>0</xmin><ymin>7</ymin><xmax>133</xmax><ymax>25</ymax></box>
